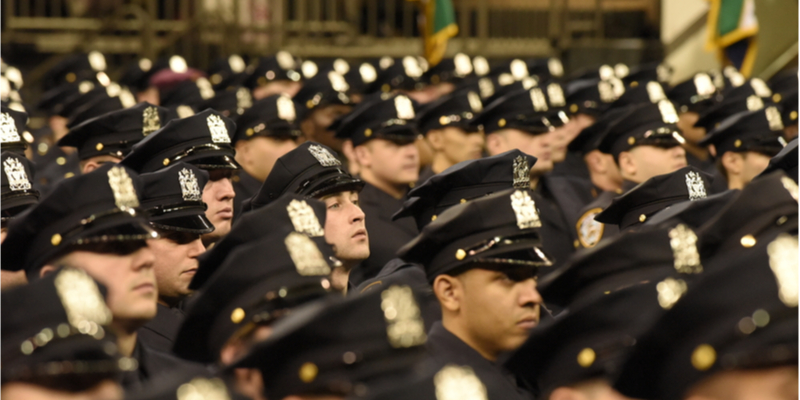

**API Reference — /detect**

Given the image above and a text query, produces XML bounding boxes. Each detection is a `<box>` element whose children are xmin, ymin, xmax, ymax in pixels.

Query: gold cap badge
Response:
<box><xmin>178</xmin><ymin>168</ymin><xmax>202</xmax><ymax>201</ymax></box>
<box><xmin>381</xmin><ymin>285</ymin><xmax>427</xmax><ymax>348</ymax></box>
<box><xmin>658</xmin><ymin>99</ymin><xmax>679</xmax><ymax>124</ymax></box>
<box><xmin>657</xmin><ymin>277</ymin><xmax>688</xmax><ymax>309</ymax></box>
<box><xmin>394</xmin><ymin>95</ymin><xmax>416</xmax><ymax>120</ymax></box>
<box><xmin>277</xmin><ymin>94</ymin><xmax>297</xmax><ymax>121</ymax></box>
<box><xmin>177</xmin><ymin>377</ymin><xmax>231</xmax><ymax>400</ymax></box>
<box><xmin>646</xmin><ymin>81</ymin><xmax>666</xmax><ymax>103</ymax></box>
<box><xmin>107</xmin><ymin>166</ymin><xmax>140</xmax><ymax>209</ymax></box>
<box><xmin>285</xmin><ymin>232</ymin><xmax>331</xmax><ymax>276</ymax></box>
<box><xmin>286</xmin><ymin>199</ymin><xmax>325</xmax><ymax>237</ymax></box>
<box><xmin>767</xmin><ymin>233</ymin><xmax>798</xmax><ymax>307</ymax></box>
<box><xmin>467</xmin><ymin>91</ymin><xmax>483</xmax><ymax>113</ymax></box>
<box><xmin>530</xmin><ymin>88</ymin><xmax>548</xmax><ymax>112</ymax></box>
<box><xmin>510</xmin><ymin>190</ymin><xmax>541</xmax><ymax>229</ymax></box>
<box><xmin>547</xmin><ymin>83</ymin><xmax>566</xmax><ymax>107</ymax></box>
<box><xmin>668</xmin><ymin>224</ymin><xmax>703</xmax><ymax>274</ymax></box>
<box><xmin>434</xmin><ymin>364</ymin><xmax>488</xmax><ymax>400</ymax></box>
<box><xmin>54</xmin><ymin>268</ymin><xmax>113</xmax><ymax>330</ymax></box>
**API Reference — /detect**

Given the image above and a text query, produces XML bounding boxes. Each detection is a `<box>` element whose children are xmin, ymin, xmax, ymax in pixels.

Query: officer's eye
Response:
<box><xmin>327</xmin><ymin>202</ymin><xmax>340</xmax><ymax>210</ymax></box>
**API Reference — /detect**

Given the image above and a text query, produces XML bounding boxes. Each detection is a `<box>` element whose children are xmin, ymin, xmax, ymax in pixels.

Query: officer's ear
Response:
<box><xmin>80</xmin><ymin>159</ymin><xmax>101</xmax><ymax>174</ymax></box>
<box><xmin>432</xmin><ymin>274</ymin><xmax>462</xmax><ymax>312</ymax></box>
<box><xmin>617</xmin><ymin>151</ymin><xmax>636</xmax><ymax>178</ymax></box>
<box><xmin>721</xmin><ymin>151</ymin><xmax>743</xmax><ymax>175</ymax></box>
<box><xmin>353</xmin><ymin>143</ymin><xmax>372</xmax><ymax>168</ymax></box>
<box><xmin>484</xmin><ymin>132</ymin><xmax>506</xmax><ymax>156</ymax></box>
<box><xmin>548</xmin><ymin>387</ymin><xmax>585</xmax><ymax>400</ymax></box>
<box><xmin>39</xmin><ymin>264</ymin><xmax>58</xmax><ymax>278</ymax></box>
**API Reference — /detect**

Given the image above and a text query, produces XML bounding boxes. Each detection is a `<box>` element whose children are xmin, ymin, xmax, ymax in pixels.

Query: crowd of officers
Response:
<box><xmin>0</xmin><ymin>49</ymin><xmax>797</xmax><ymax>400</ymax></box>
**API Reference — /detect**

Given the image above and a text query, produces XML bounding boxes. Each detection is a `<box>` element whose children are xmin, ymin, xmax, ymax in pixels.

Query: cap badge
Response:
<box><xmin>599</xmin><ymin>64</ymin><xmax>615</xmax><ymax>80</ymax></box>
<box><xmin>548</xmin><ymin>58</ymin><xmax>564</xmax><ymax>77</ymax></box>
<box><xmin>765</xmin><ymin>106</ymin><xmax>785</xmax><ymax>131</ymax></box>
<box><xmin>178</xmin><ymin>168</ymin><xmax>202</xmax><ymax>201</ymax></box>
<box><xmin>107</xmin><ymin>166</ymin><xmax>140</xmax><ymax>209</ymax></box>
<box><xmin>646</xmin><ymin>81</ymin><xmax>666</xmax><ymax>103</ymax></box>
<box><xmin>454</xmin><ymin>53</ymin><xmax>473</xmax><ymax>77</ymax></box>
<box><xmin>3</xmin><ymin>157</ymin><xmax>31</xmax><ymax>191</ymax></box>
<box><xmin>656</xmin><ymin>277</ymin><xmax>688</xmax><ymax>309</ymax></box>
<box><xmin>328</xmin><ymin>71</ymin><xmax>350</xmax><ymax>93</ymax></box>
<box><xmin>308</xmin><ymin>144</ymin><xmax>341</xmax><ymax>167</ymax></box>
<box><xmin>207</xmin><ymin>114</ymin><xmax>231</xmax><ymax>144</ymax></box>
<box><xmin>276</xmin><ymin>51</ymin><xmax>296</xmax><ymax>70</ymax></box>
<box><xmin>333</xmin><ymin>58</ymin><xmax>350</xmax><ymax>75</ymax></box>
<box><xmin>88</xmin><ymin>51</ymin><xmax>107</xmax><ymax>71</ymax></box>
<box><xmin>780</xmin><ymin>176</ymin><xmax>798</xmax><ymax>201</ymax></box>
<box><xmin>767</xmin><ymin>233</ymin><xmax>798</xmax><ymax>307</ymax></box>
<box><xmin>615</xmin><ymin>63</ymin><xmax>630</xmax><ymax>78</ymax></box>
<box><xmin>530</xmin><ymin>88</ymin><xmax>548</xmax><ymax>112</ymax></box>
<box><xmin>510</xmin><ymin>59</ymin><xmax>528</xmax><ymax>80</ymax></box>
<box><xmin>669</xmin><ymin>224</ymin><xmax>703</xmax><ymax>274</ymax></box>
<box><xmin>598</xmin><ymin>81</ymin><xmax>616</xmax><ymax>103</ymax></box>
<box><xmin>277</xmin><ymin>94</ymin><xmax>297</xmax><ymax>121</ymax></box>
<box><xmin>236</xmin><ymin>87</ymin><xmax>253</xmax><ymax>112</ymax></box>
<box><xmin>467</xmin><ymin>91</ymin><xmax>483</xmax><ymax>113</ymax></box>
<box><xmin>434</xmin><ymin>364</ymin><xmax>488</xmax><ymax>400</ymax></box>
<box><xmin>177</xmin><ymin>377</ymin><xmax>231</xmax><ymax>400</ymax></box>
<box><xmin>473</xmin><ymin>56</ymin><xmax>490</xmax><ymax>77</ymax></box>
<box><xmin>512</xmin><ymin>156</ymin><xmax>531</xmax><ymax>188</ymax></box>
<box><xmin>685</xmin><ymin>171</ymin><xmax>707</xmax><ymax>200</ymax></box>
<box><xmin>359</xmin><ymin>63</ymin><xmax>377</xmax><ymax>84</ymax></box>
<box><xmin>142</xmin><ymin>106</ymin><xmax>161</xmax><ymax>136</ymax></box>
<box><xmin>657</xmin><ymin>63</ymin><xmax>672</xmax><ymax>82</ymax></box>
<box><xmin>746</xmin><ymin>95</ymin><xmax>764</xmax><ymax>111</ymax></box>
<box><xmin>478</xmin><ymin>77</ymin><xmax>495</xmax><ymax>99</ymax></box>
<box><xmin>177</xmin><ymin>105</ymin><xmax>194</xmax><ymax>118</ymax></box>
<box><xmin>394</xmin><ymin>95</ymin><xmax>416</xmax><ymax>120</ymax></box>
<box><xmin>577</xmin><ymin>208</ymin><xmax>605</xmax><ymax>248</ymax></box>
<box><xmin>287</xmin><ymin>199</ymin><xmax>325</xmax><ymax>237</ymax></box>
<box><xmin>510</xmin><ymin>190</ymin><xmax>541</xmax><ymax>229</ymax></box>
<box><xmin>285</xmin><ymin>232</ymin><xmax>331</xmax><ymax>276</ymax></box>
<box><xmin>302</xmin><ymin>60</ymin><xmax>318</xmax><ymax>79</ymax></box>
<box><xmin>693</xmin><ymin>73</ymin><xmax>716</xmax><ymax>97</ymax></box>
<box><xmin>724</xmin><ymin>66</ymin><xmax>746</xmax><ymax>87</ymax></box>
<box><xmin>750</xmin><ymin>78</ymin><xmax>772</xmax><ymax>98</ymax></box>
<box><xmin>547</xmin><ymin>83</ymin><xmax>566</xmax><ymax>107</ymax></box>
<box><xmin>54</xmin><ymin>268</ymin><xmax>113</xmax><ymax>330</ymax></box>
<box><xmin>658</xmin><ymin>100</ymin><xmax>679</xmax><ymax>124</ymax></box>
<box><xmin>610</xmin><ymin>77</ymin><xmax>626</xmax><ymax>98</ymax></box>
<box><xmin>229</xmin><ymin>54</ymin><xmax>246</xmax><ymax>73</ymax></box>
<box><xmin>380</xmin><ymin>285</ymin><xmax>427</xmax><ymax>348</ymax></box>
<box><xmin>0</xmin><ymin>112</ymin><xmax>21</xmax><ymax>143</ymax></box>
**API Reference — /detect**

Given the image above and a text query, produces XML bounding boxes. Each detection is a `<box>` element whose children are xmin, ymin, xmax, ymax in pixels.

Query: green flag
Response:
<box><xmin>412</xmin><ymin>0</ymin><xmax>458</xmax><ymax>67</ymax></box>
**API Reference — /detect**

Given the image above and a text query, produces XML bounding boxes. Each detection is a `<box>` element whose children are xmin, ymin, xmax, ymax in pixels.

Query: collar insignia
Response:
<box><xmin>657</xmin><ymin>277</ymin><xmax>688</xmax><ymax>309</ymax></box>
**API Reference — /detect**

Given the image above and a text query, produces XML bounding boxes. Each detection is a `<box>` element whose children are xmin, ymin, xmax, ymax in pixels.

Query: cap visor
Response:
<box><xmin>150</xmin><ymin>211</ymin><xmax>215</xmax><ymax>234</ymax></box>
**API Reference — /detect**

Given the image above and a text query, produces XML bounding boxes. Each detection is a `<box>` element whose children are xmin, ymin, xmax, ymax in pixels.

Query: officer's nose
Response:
<box><xmin>187</xmin><ymin>238</ymin><xmax>206</xmax><ymax>258</ymax></box>
<box><xmin>131</xmin><ymin>245</ymin><xmax>156</xmax><ymax>271</ymax></box>
<box><xmin>519</xmin><ymin>278</ymin><xmax>543</xmax><ymax>307</ymax></box>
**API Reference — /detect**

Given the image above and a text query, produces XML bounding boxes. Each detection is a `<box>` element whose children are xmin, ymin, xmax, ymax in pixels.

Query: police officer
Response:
<box><xmin>698</xmin><ymin>107</ymin><xmax>788</xmax><ymax>190</ymax></box>
<box><xmin>293</xmin><ymin>70</ymin><xmax>355</xmax><ymax>153</ymax></box>
<box><xmin>57</xmin><ymin>102</ymin><xmax>169</xmax><ymax>174</ymax></box>
<box><xmin>2</xmin><ymin>267</ymin><xmax>132</xmax><ymax>400</ymax></box>
<box><xmin>667</xmin><ymin>72</ymin><xmax>719</xmax><ymax>171</ymax></box>
<box><xmin>136</xmin><ymin>163</ymin><xmax>214</xmax><ymax>353</ymax></box>
<box><xmin>121</xmin><ymin>109</ymin><xmax>240</xmax><ymax>245</ymax></box>
<box><xmin>1</xmin><ymin>151</ymin><xmax>38</xmax><ymax>288</ymax></box>
<box><xmin>244</xmin><ymin>51</ymin><xmax>304</xmax><ymax>100</ymax></box>
<box><xmin>398</xmin><ymin>188</ymin><xmax>552</xmax><ymax>400</ymax></box>
<box><xmin>231</xmin><ymin>94</ymin><xmax>302</xmax><ymax>217</ymax></box>
<box><xmin>1</xmin><ymin>164</ymin><xmax>203</xmax><ymax>389</ymax></box>
<box><xmin>334</xmin><ymin>94</ymin><xmax>421</xmax><ymax>284</ymax></box>
<box><xmin>415</xmin><ymin>90</ymin><xmax>485</xmax><ymax>185</ymax></box>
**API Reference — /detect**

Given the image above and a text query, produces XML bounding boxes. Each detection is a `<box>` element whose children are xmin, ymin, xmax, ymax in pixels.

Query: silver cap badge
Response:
<box><xmin>685</xmin><ymin>171</ymin><xmax>707</xmax><ymax>201</ymax></box>
<box><xmin>669</xmin><ymin>224</ymin><xmax>703</xmax><ymax>274</ymax></box>
<box><xmin>547</xmin><ymin>83</ymin><xmax>566</xmax><ymax>107</ymax></box>
<box><xmin>767</xmin><ymin>233</ymin><xmax>798</xmax><ymax>307</ymax></box>
<box><xmin>646</xmin><ymin>81</ymin><xmax>666</xmax><ymax>103</ymax></box>
<box><xmin>3</xmin><ymin>157</ymin><xmax>31</xmax><ymax>191</ymax></box>
<box><xmin>658</xmin><ymin>100</ymin><xmax>680</xmax><ymax>124</ymax></box>
<box><xmin>434</xmin><ymin>365</ymin><xmax>488</xmax><ymax>400</ymax></box>
<box><xmin>107</xmin><ymin>166</ymin><xmax>140</xmax><ymax>209</ymax></box>
<box><xmin>381</xmin><ymin>285</ymin><xmax>427</xmax><ymax>348</ymax></box>
<box><xmin>142</xmin><ymin>106</ymin><xmax>161</xmax><ymax>136</ymax></box>
<box><xmin>510</xmin><ymin>190</ymin><xmax>541</xmax><ymax>229</ymax></box>
<box><xmin>177</xmin><ymin>377</ymin><xmax>231</xmax><ymax>400</ymax></box>
<box><xmin>308</xmin><ymin>144</ymin><xmax>341</xmax><ymax>167</ymax></box>
<box><xmin>765</xmin><ymin>106</ymin><xmax>785</xmax><ymax>131</ymax></box>
<box><xmin>0</xmin><ymin>112</ymin><xmax>21</xmax><ymax>143</ymax></box>
<box><xmin>512</xmin><ymin>156</ymin><xmax>530</xmax><ymax>189</ymax></box>
<box><xmin>467</xmin><ymin>91</ymin><xmax>483</xmax><ymax>113</ymax></box>
<box><xmin>54</xmin><ymin>268</ymin><xmax>113</xmax><ymax>329</ymax></box>
<box><xmin>178</xmin><ymin>168</ymin><xmax>202</xmax><ymax>201</ymax></box>
<box><xmin>530</xmin><ymin>88</ymin><xmax>548</xmax><ymax>112</ymax></box>
<box><xmin>395</xmin><ymin>95</ymin><xmax>416</xmax><ymax>120</ymax></box>
<box><xmin>207</xmin><ymin>114</ymin><xmax>231</xmax><ymax>144</ymax></box>
<box><xmin>277</xmin><ymin>94</ymin><xmax>297</xmax><ymax>121</ymax></box>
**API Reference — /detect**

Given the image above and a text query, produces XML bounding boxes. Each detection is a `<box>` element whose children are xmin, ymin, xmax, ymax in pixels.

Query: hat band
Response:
<box><xmin>57</xmin><ymin>208</ymin><xmax>158</xmax><ymax>247</ymax></box>
<box><xmin>170</xmin><ymin>143</ymin><xmax>235</xmax><ymax>164</ymax></box>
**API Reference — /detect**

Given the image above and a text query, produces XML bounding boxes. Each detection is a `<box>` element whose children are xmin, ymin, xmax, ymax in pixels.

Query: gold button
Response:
<box><xmin>364</xmin><ymin>128</ymin><xmax>372</xmax><ymax>137</ymax></box>
<box><xmin>56</xmin><ymin>157</ymin><xmax>66</xmax><ymax>165</ymax></box>
<box><xmin>460</xmin><ymin>199</ymin><xmax>467</xmax><ymax>203</ymax></box>
<box><xmin>577</xmin><ymin>348</ymin><xmax>595</xmax><ymax>367</ymax></box>
<box><xmin>64</xmin><ymin>172</ymin><xmax>74</xmax><ymax>179</ymax></box>
<box><xmin>498</xmin><ymin>118</ymin><xmax>506</xmax><ymax>128</ymax></box>
<box><xmin>792</xmin><ymin>111</ymin><xmax>798</xmax><ymax>121</ymax></box>
<box><xmin>455</xmin><ymin>249</ymin><xmax>467</xmax><ymax>260</ymax></box>
<box><xmin>439</xmin><ymin>116</ymin><xmax>450</xmax><ymax>125</ymax></box>
<box><xmin>66</xmin><ymin>72</ymin><xmax>76</xmax><ymax>82</ymax></box>
<box><xmin>627</xmin><ymin>137</ymin><xmax>636</xmax><ymax>145</ymax></box>
<box><xmin>740</xmin><ymin>235</ymin><xmax>756</xmax><ymax>247</ymax></box>
<box><xmin>570</xmin><ymin>104</ymin><xmax>578</xmax><ymax>113</ymax></box>
<box><xmin>691</xmin><ymin>344</ymin><xmax>716</xmax><ymax>371</ymax></box>
<box><xmin>51</xmin><ymin>234</ymin><xmax>62</xmax><ymax>246</ymax></box>
<box><xmin>773</xmin><ymin>93</ymin><xmax>782</xmax><ymax>103</ymax></box>
<box><xmin>246</xmin><ymin>128</ymin><xmax>254</xmax><ymax>136</ymax></box>
<box><xmin>382</xmin><ymin>84</ymin><xmax>391</xmax><ymax>92</ymax></box>
<box><xmin>163</xmin><ymin>158</ymin><xmax>170</xmax><ymax>166</ymax></box>
<box><xmin>630</xmin><ymin>81</ymin><xmax>639</xmax><ymax>87</ymax></box>
<box><xmin>573</xmin><ymin>240</ymin><xmax>580</xmax><ymax>248</ymax></box>
<box><xmin>96</xmin><ymin>143</ymin><xmax>104</xmax><ymax>151</ymax></box>
<box><xmin>306</xmin><ymin>99</ymin><xmax>315</xmax><ymax>108</ymax></box>
<box><xmin>431</xmin><ymin>215</ymin><xmax>437</xmax><ymax>221</ymax></box>
<box><xmin>230</xmin><ymin>308</ymin><xmax>245</xmax><ymax>323</ymax></box>
<box><xmin>734</xmin><ymin>139</ymin><xmax>742</xmax><ymax>148</ymax></box>
<box><xmin>299</xmin><ymin>362</ymin><xmax>318</xmax><ymax>383</ymax></box>
<box><xmin>639</xmin><ymin>214</ymin><xmax>646</xmax><ymax>222</ymax></box>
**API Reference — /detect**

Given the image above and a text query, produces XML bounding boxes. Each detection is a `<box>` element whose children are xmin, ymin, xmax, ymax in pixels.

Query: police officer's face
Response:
<box><xmin>0</xmin><ymin>379</ymin><xmax>123</xmax><ymax>400</ymax></box>
<box><xmin>684</xmin><ymin>365</ymin><xmax>798</xmax><ymax>400</ymax></box>
<box><xmin>148</xmin><ymin>231</ymin><xmax>205</xmax><ymax>304</ymax></box>
<box><xmin>252</xmin><ymin>80</ymin><xmax>302</xmax><ymax>101</ymax></box>
<box><xmin>203</xmin><ymin>170</ymin><xmax>236</xmax><ymax>241</ymax></box>
<box><xmin>553</xmin><ymin>114</ymin><xmax>596</xmax><ymax>163</ymax></box>
<box><xmin>443</xmin><ymin>267</ymin><xmax>542</xmax><ymax>358</ymax></box>
<box><xmin>357</xmin><ymin>139</ymin><xmax>419</xmax><ymax>186</ymax></box>
<box><xmin>620</xmin><ymin>145</ymin><xmax>687</xmax><ymax>183</ymax></box>
<box><xmin>739</xmin><ymin>151</ymin><xmax>772</xmax><ymax>186</ymax></box>
<box><xmin>51</xmin><ymin>245</ymin><xmax>157</xmax><ymax>326</ymax></box>
<box><xmin>677</xmin><ymin>111</ymin><xmax>706</xmax><ymax>144</ymax></box>
<box><xmin>320</xmin><ymin>190</ymin><xmax>369</xmax><ymax>268</ymax></box>
<box><xmin>487</xmin><ymin>129</ymin><xmax>553</xmax><ymax>175</ymax></box>
<box><xmin>427</xmin><ymin>126</ymin><xmax>485</xmax><ymax>166</ymax></box>
<box><xmin>235</xmin><ymin>136</ymin><xmax>298</xmax><ymax>182</ymax></box>
<box><xmin>301</xmin><ymin>105</ymin><xmax>353</xmax><ymax>152</ymax></box>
